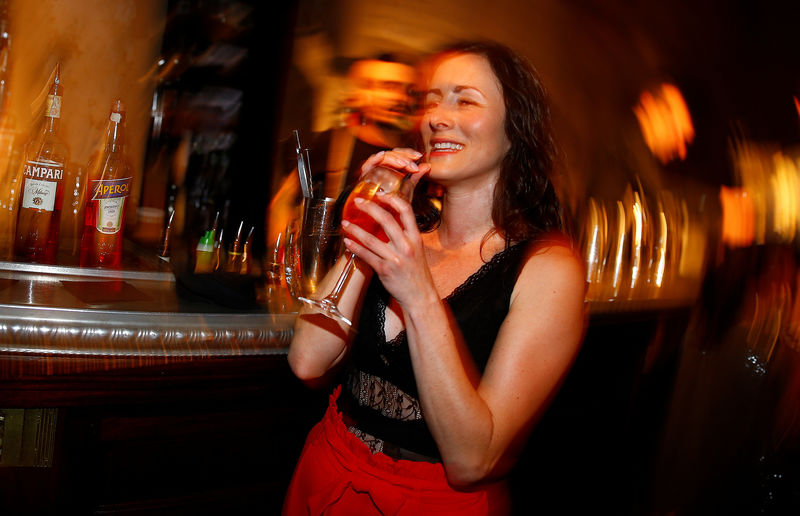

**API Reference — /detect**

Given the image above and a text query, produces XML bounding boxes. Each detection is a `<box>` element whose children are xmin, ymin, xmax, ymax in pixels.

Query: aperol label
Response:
<box><xmin>91</xmin><ymin>177</ymin><xmax>132</xmax><ymax>200</ymax></box>
<box><xmin>90</xmin><ymin>177</ymin><xmax>131</xmax><ymax>234</ymax></box>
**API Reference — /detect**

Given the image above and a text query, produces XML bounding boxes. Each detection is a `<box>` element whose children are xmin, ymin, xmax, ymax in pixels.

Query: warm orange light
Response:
<box><xmin>634</xmin><ymin>83</ymin><xmax>695</xmax><ymax>164</ymax></box>
<box><xmin>720</xmin><ymin>186</ymin><xmax>755</xmax><ymax>248</ymax></box>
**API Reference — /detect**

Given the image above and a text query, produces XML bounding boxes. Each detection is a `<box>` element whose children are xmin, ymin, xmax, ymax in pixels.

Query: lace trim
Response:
<box><xmin>446</xmin><ymin>242</ymin><xmax>522</xmax><ymax>302</ymax></box>
<box><xmin>346</xmin><ymin>370</ymin><xmax>422</xmax><ymax>421</ymax></box>
<box><xmin>379</xmin><ymin>241</ymin><xmax>524</xmax><ymax>349</ymax></box>
<box><xmin>347</xmin><ymin>426</ymin><xmax>385</xmax><ymax>454</ymax></box>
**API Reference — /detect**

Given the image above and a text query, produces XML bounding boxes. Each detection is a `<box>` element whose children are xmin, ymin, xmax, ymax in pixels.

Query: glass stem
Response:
<box><xmin>326</xmin><ymin>252</ymin><xmax>355</xmax><ymax>304</ymax></box>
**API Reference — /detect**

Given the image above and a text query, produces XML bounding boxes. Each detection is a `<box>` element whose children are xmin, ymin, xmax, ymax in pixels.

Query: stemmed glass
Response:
<box><xmin>297</xmin><ymin>166</ymin><xmax>415</xmax><ymax>326</ymax></box>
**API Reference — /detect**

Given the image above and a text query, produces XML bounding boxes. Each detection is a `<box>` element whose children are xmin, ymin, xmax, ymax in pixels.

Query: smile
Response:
<box><xmin>432</xmin><ymin>141</ymin><xmax>463</xmax><ymax>151</ymax></box>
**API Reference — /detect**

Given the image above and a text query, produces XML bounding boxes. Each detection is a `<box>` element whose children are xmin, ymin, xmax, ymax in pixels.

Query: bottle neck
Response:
<box><xmin>106</xmin><ymin>114</ymin><xmax>125</xmax><ymax>152</ymax></box>
<box><xmin>108</xmin><ymin>124</ymin><xmax>123</xmax><ymax>152</ymax></box>
<box><xmin>44</xmin><ymin>92</ymin><xmax>62</xmax><ymax>133</ymax></box>
<box><xmin>44</xmin><ymin>113</ymin><xmax>59</xmax><ymax>133</ymax></box>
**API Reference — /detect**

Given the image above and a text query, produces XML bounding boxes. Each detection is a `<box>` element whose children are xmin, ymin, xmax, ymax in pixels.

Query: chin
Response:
<box><xmin>426</xmin><ymin>164</ymin><xmax>453</xmax><ymax>183</ymax></box>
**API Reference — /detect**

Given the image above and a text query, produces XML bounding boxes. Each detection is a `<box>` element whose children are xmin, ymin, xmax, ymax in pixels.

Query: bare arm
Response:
<box><xmin>405</xmin><ymin>243</ymin><xmax>586</xmax><ymax>485</ymax></box>
<box><xmin>287</xmin><ymin>254</ymin><xmax>372</xmax><ymax>386</ymax></box>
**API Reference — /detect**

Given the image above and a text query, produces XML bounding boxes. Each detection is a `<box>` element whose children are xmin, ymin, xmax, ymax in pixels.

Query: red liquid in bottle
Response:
<box><xmin>79</xmin><ymin>100</ymin><xmax>131</xmax><ymax>268</ymax></box>
<box><xmin>13</xmin><ymin>68</ymin><xmax>69</xmax><ymax>264</ymax></box>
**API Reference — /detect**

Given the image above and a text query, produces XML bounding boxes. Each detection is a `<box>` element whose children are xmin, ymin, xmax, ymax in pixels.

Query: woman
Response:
<box><xmin>283</xmin><ymin>40</ymin><xmax>586</xmax><ymax>515</ymax></box>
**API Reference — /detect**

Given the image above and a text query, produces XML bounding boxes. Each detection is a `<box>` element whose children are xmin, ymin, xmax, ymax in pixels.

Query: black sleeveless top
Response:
<box><xmin>340</xmin><ymin>240</ymin><xmax>532</xmax><ymax>459</ymax></box>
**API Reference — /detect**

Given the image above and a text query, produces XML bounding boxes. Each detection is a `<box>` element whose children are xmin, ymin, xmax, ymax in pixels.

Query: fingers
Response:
<box><xmin>341</xmin><ymin>194</ymin><xmax>416</xmax><ymax>258</ymax></box>
<box><xmin>342</xmin><ymin>234</ymin><xmax>381</xmax><ymax>271</ymax></box>
<box><xmin>375</xmin><ymin>190</ymin><xmax>418</xmax><ymax>238</ymax></box>
<box><xmin>407</xmin><ymin>163</ymin><xmax>431</xmax><ymax>188</ymax></box>
<box><xmin>361</xmin><ymin>149</ymin><xmax>428</xmax><ymax>177</ymax></box>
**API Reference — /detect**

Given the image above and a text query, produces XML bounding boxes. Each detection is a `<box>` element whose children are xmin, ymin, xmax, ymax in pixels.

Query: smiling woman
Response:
<box><xmin>283</xmin><ymin>40</ymin><xmax>586</xmax><ymax>516</ymax></box>
<box><xmin>422</xmin><ymin>53</ymin><xmax>510</xmax><ymax>189</ymax></box>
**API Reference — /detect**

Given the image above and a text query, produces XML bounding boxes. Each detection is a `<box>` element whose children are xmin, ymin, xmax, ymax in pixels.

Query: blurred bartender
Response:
<box><xmin>266</xmin><ymin>55</ymin><xmax>417</xmax><ymax>246</ymax></box>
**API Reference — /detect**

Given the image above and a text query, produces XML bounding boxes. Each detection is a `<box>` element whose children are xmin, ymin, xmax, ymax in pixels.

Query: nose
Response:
<box><xmin>426</xmin><ymin>104</ymin><xmax>452</xmax><ymax>131</ymax></box>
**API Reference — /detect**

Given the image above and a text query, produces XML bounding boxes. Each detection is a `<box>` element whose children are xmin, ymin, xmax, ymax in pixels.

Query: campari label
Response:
<box><xmin>20</xmin><ymin>160</ymin><xmax>65</xmax><ymax>211</ymax></box>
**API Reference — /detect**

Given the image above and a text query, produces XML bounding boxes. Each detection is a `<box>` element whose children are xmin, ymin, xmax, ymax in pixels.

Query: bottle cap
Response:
<box><xmin>196</xmin><ymin>230</ymin><xmax>214</xmax><ymax>252</ymax></box>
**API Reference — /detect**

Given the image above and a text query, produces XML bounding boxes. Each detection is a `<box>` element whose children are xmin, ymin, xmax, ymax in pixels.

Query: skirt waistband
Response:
<box><xmin>339</xmin><ymin>405</ymin><xmax>440</xmax><ymax>464</ymax></box>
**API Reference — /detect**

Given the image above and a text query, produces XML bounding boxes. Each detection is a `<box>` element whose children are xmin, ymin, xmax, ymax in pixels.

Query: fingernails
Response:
<box><xmin>354</xmin><ymin>197</ymin><xmax>364</xmax><ymax>205</ymax></box>
<box><xmin>341</xmin><ymin>220</ymin><xmax>350</xmax><ymax>228</ymax></box>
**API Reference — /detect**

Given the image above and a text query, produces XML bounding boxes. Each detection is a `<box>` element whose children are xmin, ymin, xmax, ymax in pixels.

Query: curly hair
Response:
<box><xmin>413</xmin><ymin>40</ymin><xmax>566</xmax><ymax>246</ymax></box>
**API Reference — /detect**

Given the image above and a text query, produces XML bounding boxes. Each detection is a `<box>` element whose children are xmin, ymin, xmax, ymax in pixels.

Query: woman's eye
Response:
<box><xmin>458</xmin><ymin>98</ymin><xmax>476</xmax><ymax>107</ymax></box>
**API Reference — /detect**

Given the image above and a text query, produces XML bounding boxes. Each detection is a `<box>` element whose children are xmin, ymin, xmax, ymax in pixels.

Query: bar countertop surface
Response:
<box><xmin>0</xmin><ymin>257</ymin><xmax>297</xmax><ymax>379</ymax></box>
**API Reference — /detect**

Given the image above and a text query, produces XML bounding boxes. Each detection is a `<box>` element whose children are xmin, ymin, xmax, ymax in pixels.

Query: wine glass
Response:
<box><xmin>297</xmin><ymin>166</ymin><xmax>415</xmax><ymax>326</ymax></box>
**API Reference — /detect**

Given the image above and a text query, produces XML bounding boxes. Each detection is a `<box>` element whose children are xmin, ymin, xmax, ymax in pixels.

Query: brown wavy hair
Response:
<box><xmin>413</xmin><ymin>40</ymin><xmax>567</xmax><ymax>246</ymax></box>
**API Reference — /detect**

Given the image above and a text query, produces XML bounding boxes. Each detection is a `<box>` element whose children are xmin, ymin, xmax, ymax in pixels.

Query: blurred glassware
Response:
<box><xmin>296</xmin><ymin>196</ymin><xmax>341</xmax><ymax>299</ymax></box>
<box><xmin>261</xmin><ymin>231</ymin><xmax>294</xmax><ymax>313</ymax></box>
<box><xmin>283</xmin><ymin>218</ymin><xmax>301</xmax><ymax>302</ymax></box>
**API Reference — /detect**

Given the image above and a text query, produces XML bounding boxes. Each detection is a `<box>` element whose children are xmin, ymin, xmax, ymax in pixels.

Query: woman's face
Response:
<box><xmin>421</xmin><ymin>53</ymin><xmax>510</xmax><ymax>186</ymax></box>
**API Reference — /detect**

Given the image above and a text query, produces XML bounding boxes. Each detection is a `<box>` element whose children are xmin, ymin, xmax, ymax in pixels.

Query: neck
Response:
<box><xmin>436</xmin><ymin>180</ymin><xmax>497</xmax><ymax>249</ymax></box>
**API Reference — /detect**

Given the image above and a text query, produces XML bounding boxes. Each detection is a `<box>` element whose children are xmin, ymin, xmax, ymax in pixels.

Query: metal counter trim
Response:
<box><xmin>0</xmin><ymin>304</ymin><xmax>297</xmax><ymax>378</ymax></box>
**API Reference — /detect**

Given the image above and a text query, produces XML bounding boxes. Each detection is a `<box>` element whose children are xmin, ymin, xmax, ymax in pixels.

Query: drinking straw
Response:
<box><xmin>303</xmin><ymin>148</ymin><xmax>313</xmax><ymax>196</ymax></box>
<box><xmin>293</xmin><ymin>129</ymin><xmax>312</xmax><ymax>198</ymax></box>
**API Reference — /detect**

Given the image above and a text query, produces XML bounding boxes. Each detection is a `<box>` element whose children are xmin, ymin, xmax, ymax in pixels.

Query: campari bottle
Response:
<box><xmin>13</xmin><ymin>64</ymin><xmax>69</xmax><ymax>263</ymax></box>
<box><xmin>79</xmin><ymin>99</ymin><xmax>132</xmax><ymax>268</ymax></box>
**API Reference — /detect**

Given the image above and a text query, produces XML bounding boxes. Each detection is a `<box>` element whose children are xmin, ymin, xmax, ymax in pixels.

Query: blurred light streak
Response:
<box><xmin>611</xmin><ymin>199</ymin><xmax>626</xmax><ymax>298</ymax></box>
<box><xmin>583</xmin><ymin>197</ymin><xmax>606</xmax><ymax>286</ymax></box>
<box><xmin>631</xmin><ymin>193</ymin><xmax>642</xmax><ymax>289</ymax></box>
<box><xmin>579</xmin><ymin>179</ymin><xmax>711</xmax><ymax>308</ymax></box>
<box><xmin>720</xmin><ymin>186</ymin><xmax>755</xmax><ymax>248</ymax></box>
<box><xmin>655</xmin><ymin>207</ymin><xmax>667</xmax><ymax>288</ymax></box>
<box><xmin>731</xmin><ymin>138</ymin><xmax>800</xmax><ymax>247</ymax></box>
<box><xmin>634</xmin><ymin>83</ymin><xmax>695</xmax><ymax>164</ymax></box>
<box><xmin>770</xmin><ymin>152</ymin><xmax>799</xmax><ymax>242</ymax></box>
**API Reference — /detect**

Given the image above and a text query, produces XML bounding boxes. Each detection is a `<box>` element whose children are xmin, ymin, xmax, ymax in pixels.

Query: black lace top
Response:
<box><xmin>340</xmin><ymin>240</ymin><xmax>532</xmax><ymax>459</ymax></box>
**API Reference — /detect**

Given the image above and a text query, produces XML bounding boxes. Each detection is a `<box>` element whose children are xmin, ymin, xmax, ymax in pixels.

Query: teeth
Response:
<box><xmin>433</xmin><ymin>142</ymin><xmax>463</xmax><ymax>150</ymax></box>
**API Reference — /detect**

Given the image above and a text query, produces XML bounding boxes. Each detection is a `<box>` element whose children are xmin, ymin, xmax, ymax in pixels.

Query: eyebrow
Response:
<box><xmin>423</xmin><ymin>85</ymin><xmax>485</xmax><ymax>97</ymax></box>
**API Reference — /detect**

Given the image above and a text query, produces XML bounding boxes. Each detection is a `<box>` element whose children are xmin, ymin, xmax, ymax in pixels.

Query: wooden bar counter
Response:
<box><xmin>0</xmin><ymin>255</ymin><xmax>327</xmax><ymax>515</ymax></box>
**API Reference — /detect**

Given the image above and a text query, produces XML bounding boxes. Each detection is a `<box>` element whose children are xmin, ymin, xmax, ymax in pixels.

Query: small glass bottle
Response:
<box><xmin>80</xmin><ymin>99</ymin><xmax>132</xmax><ymax>268</ymax></box>
<box><xmin>194</xmin><ymin>229</ymin><xmax>214</xmax><ymax>274</ymax></box>
<box><xmin>225</xmin><ymin>220</ymin><xmax>244</xmax><ymax>273</ymax></box>
<box><xmin>239</xmin><ymin>225</ymin><xmax>254</xmax><ymax>275</ymax></box>
<box><xmin>13</xmin><ymin>64</ymin><xmax>69</xmax><ymax>264</ymax></box>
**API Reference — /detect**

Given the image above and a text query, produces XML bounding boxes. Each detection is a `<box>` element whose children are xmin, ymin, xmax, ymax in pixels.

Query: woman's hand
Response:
<box><xmin>342</xmin><ymin>148</ymin><xmax>434</xmax><ymax>309</ymax></box>
<box><xmin>358</xmin><ymin>147</ymin><xmax>430</xmax><ymax>179</ymax></box>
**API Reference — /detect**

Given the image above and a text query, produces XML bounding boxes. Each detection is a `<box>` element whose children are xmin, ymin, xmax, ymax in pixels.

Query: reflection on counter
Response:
<box><xmin>579</xmin><ymin>179</ymin><xmax>709</xmax><ymax>311</ymax></box>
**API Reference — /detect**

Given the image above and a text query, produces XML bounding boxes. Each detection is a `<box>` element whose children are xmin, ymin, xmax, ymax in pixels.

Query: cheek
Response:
<box><xmin>470</xmin><ymin>116</ymin><xmax>508</xmax><ymax>155</ymax></box>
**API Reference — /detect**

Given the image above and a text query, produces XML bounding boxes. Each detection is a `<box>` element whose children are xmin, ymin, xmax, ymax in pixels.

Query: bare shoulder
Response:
<box><xmin>512</xmin><ymin>232</ymin><xmax>587</xmax><ymax>303</ymax></box>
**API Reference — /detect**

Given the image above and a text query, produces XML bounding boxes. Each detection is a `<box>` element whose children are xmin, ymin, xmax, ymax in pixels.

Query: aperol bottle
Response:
<box><xmin>13</xmin><ymin>65</ymin><xmax>69</xmax><ymax>264</ymax></box>
<box><xmin>79</xmin><ymin>99</ymin><xmax>132</xmax><ymax>268</ymax></box>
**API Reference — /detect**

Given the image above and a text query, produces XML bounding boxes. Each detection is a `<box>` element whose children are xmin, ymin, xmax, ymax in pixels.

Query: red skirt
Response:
<box><xmin>282</xmin><ymin>386</ymin><xmax>510</xmax><ymax>515</ymax></box>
